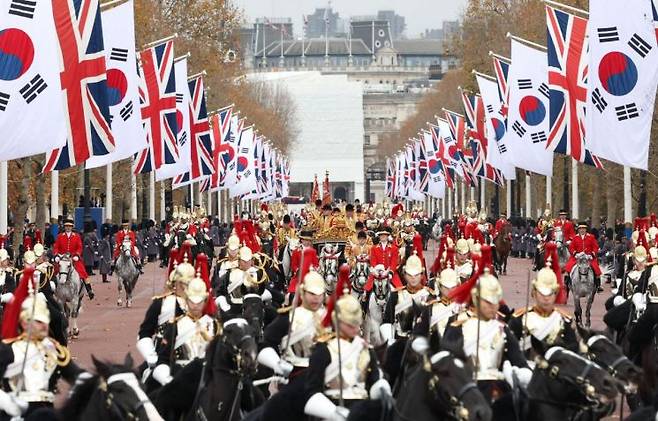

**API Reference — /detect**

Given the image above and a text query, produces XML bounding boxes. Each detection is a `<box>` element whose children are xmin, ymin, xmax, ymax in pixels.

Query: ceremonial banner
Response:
<box><xmin>156</xmin><ymin>57</ymin><xmax>189</xmax><ymax>181</ymax></box>
<box><xmin>444</xmin><ymin>110</ymin><xmax>476</xmax><ymax>186</ymax></box>
<box><xmin>0</xmin><ymin>0</ymin><xmax>67</xmax><ymax>160</ymax></box>
<box><xmin>492</xmin><ymin>54</ymin><xmax>510</xmax><ymax>116</ymax></box>
<box><xmin>422</xmin><ymin>130</ymin><xmax>446</xmax><ymax>198</ymax></box>
<box><xmin>87</xmin><ymin>0</ymin><xmax>146</xmax><ymax>168</ymax></box>
<box><xmin>475</xmin><ymin>74</ymin><xmax>516</xmax><ymax>179</ymax></box>
<box><xmin>429</xmin><ymin>123</ymin><xmax>454</xmax><ymax>188</ymax></box>
<box><xmin>545</xmin><ymin>6</ymin><xmax>601</xmax><ymax>168</ymax></box>
<box><xmin>499</xmin><ymin>39</ymin><xmax>553</xmax><ymax>176</ymax></box>
<box><xmin>586</xmin><ymin>0</ymin><xmax>658</xmax><ymax>170</ymax></box>
<box><xmin>229</xmin><ymin>125</ymin><xmax>256</xmax><ymax>198</ymax></box>
<box><xmin>220</xmin><ymin>115</ymin><xmax>242</xmax><ymax>189</ymax></box>
<box><xmin>44</xmin><ymin>0</ymin><xmax>115</xmax><ymax>171</ymax></box>
<box><xmin>133</xmin><ymin>40</ymin><xmax>177</xmax><ymax>174</ymax></box>
<box><xmin>210</xmin><ymin>105</ymin><xmax>233</xmax><ymax>191</ymax></box>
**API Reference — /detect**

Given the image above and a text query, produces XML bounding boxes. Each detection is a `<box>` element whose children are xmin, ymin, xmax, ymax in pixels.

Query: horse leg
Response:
<box><xmin>117</xmin><ymin>272</ymin><xmax>123</xmax><ymax>307</ymax></box>
<box><xmin>503</xmin><ymin>255</ymin><xmax>508</xmax><ymax>275</ymax></box>
<box><xmin>585</xmin><ymin>288</ymin><xmax>596</xmax><ymax>328</ymax></box>
<box><xmin>573</xmin><ymin>293</ymin><xmax>582</xmax><ymax>326</ymax></box>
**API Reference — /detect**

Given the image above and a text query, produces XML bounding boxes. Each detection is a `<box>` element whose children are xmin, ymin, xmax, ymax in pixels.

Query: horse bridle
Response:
<box><xmin>101</xmin><ymin>372</ymin><xmax>154</xmax><ymax>420</ymax></box>
<box><xmin>426</xmin><ymin>351</ymin><xmax>478</xmax><ymax>421</ymax></box>
<box><xmin>585</xmin><ymin>335</ymin><xmax>633</xmax><ymax>377</ymax></box>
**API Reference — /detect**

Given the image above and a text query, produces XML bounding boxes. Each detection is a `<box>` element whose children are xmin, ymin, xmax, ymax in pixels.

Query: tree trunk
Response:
<box><xmin>13</xmin><ymin>158</ymin><xmax>32</xmax><ymax>258</ymax></box>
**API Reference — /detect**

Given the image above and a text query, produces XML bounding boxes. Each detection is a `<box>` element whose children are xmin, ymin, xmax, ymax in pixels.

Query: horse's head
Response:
<box><xmin>215</xmin><ymin>318</ymin><xmax>258</xmax><ymax>377</ymax></box>
<box><xmin>578</xmin><ymin>326</ymin><xmax>642</xmax><ymax>393</ymax></box>
<box><xmin>423</xmin><ymin>349</ymin><xmax>492</xmax><ymax>421</ymax></box>
<box><xmin>242</xmin><ymin>294</ymin><xmax>265</xmax><ymax>342</ymax></box>
<box><xmin>534</xmin><ymin>340</ymin><xmax>621</xmax><ymax>407</ymax></box>
<box><xmin>121</xmin><ymin>240</ymin><xmax>132</xmax><ymax>256</ymax></box>
<box><xmin>553</xmin><ymin>228</ymin><xmax>563</xmax><ymax>243</ymax></box>
<box><xmin>89</xmin><ymin>354</ymin><xmax>162</xmax><ymax>420</ymax></box>
<box><xmin>56</xmin><ymin>255</ymin><xmax>73</xmax><ymax>284</ymax></box>
<box><xmin>372</xmin><ymin>265</ymin><xmax>391</xmax><ymax>303</ymax></box>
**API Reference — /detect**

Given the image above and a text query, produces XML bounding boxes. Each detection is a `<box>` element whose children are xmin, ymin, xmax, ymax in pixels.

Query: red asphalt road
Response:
<box><xmin>63</xmin><ymin>242</ymin><xmax>622</xmax><ymax>417</ymax></box>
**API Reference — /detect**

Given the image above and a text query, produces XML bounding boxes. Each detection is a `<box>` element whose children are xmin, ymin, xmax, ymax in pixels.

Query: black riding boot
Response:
<box><xmin>133</xmin><ymin>257</ymin><xmax>144</xmax><ymax>274</ymax></box>
<box><xmin>595</xmin><ymin>276</ymin><xmax>604</xmax><ymax>293</ymax></box>
<box><xmin>84</xmin><ymin>282</ymin><xmax>95</xmax><ymax>300</ymax></box>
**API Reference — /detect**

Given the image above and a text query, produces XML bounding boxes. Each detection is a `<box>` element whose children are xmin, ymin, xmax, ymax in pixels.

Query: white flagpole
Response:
<box><xmin>149</xmin><ymin>171</ymin><xmax>155</xmax><ymax>221</ymax></box>
<box><xmin>545</xmin><ymin>176</ymin><xmax>552</xmax><ymax>210</ymax></box>
<box><xmin>51</xmin><ymin>170</ymin><xmax>59</xmax><ymax>220</ymax></box>
<box><xmin>160</xmin><ymin>182</ymin><xmax>165</xmax><ymax>222</ymax></box>
<box><xmin>525</xmin><ymin>173</ymin><xmax>531</xmax><ymax>218</ymax></box>
<box><xmin>441</xmin><ymin>197</ymin><xmax>446</xmax><ymax>220</ymax></box>
<box><xmin>481</xmin><ymin>182</ymin><xmax>486</xmax><ymax>211</ymax></box>
<box><xmin>0</xmin><ymin>162</ymin><xmax>7</xmax><ymax>234</ymax></box>
<box><xmin>447</xmin><ymin>189</ymin><xmax>452</xmax><ymax>218</ymax></box>
<box><xmin>190</xmin><ymin>184</ymin><xmax>195</xmax><ymax>208</ymax></box>
<box><xmin>470</xmin><ymin>186</ymin><xmax>475</xmax><ymax>203</ymax></box>
<box><xmin>217</xmin><ymin>190</ymin><xmax>222</xmax><ymax>220</ymax></box>
<box><xmin>106</xmin><ymin>164</ymin><xmax>113</xmax><ymax>221</ymax></box>
<box><xmin>130</xmin><ymin>171</ymin><xmax>137</xmax><ymax>220</ymax></box>
<box><xmin>624</xmin><ymin>166</ymin><xmax>632</xmax><ymax>223</ymax></box>
<box><xmin>460</xmin><ymin>181</ymin><xmax>465</xmax><ymax>214</ymax></box>
<box><xmin>506</xmin><ymin>180</ymin><xmax>512</xmax><ymax>217</ymax></box>
<box><xmin>207</xmin><ymin>188</ymin><xmax>212</xmax><ymax>216</ymax></box>
<box><xmin>571</xmin><ymin>160</ymin><xmax>579</xmax><ymax>219</ymax></box>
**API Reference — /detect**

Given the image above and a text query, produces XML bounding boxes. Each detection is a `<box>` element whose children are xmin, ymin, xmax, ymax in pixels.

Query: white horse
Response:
<box><xmin>54</xmin><ymin>254</ymin><xmax>84</xmax><ymax>338</ymax></box>
<box><xmin>115</xmin><ymin>239</ymin><xmax>140</xmax><ymax>308</ymax></box>
<box><xmin>349</xmin><ymin>254</ymin><xmax>370</xmax><ymax>301</ymax></box>
<box><xmin>281</xmin><ymin>238</ymin><xmax>299</xmax><ymax>287</ymax></box>
<box><xmin>570</xmin><ymin>252</ymin><xmax>596</xmax><ymax>327</ymax></box>
<box><xmin>364</xmin><ymin>266</ymin><xmax>392</xmax><ymax>347</ymax></box>
<box><xmin>553</xmin><ymin>228</ymin><xmax>571</xmax><ymax>269</ymax></box>
<box><xmin>319</xmin><ymin>243</ymin><xmax>341</xmax><ymax>294</ymax></box>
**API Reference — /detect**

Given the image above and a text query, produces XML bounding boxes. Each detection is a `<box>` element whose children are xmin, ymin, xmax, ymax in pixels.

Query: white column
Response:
<box><xmin>624</xmin><ymin>166</ymin><xmax>632</xmax><ymax>223</ymax></box>
<box><xmin>470</xmin><ymin>186</ymin><xmax>475</xmax><ymax>202</ymax></box>
<box><xmin>148</xmin><ymin>171</ymin><xmax>155</xmax><ymax>221</ymax></box>
<box><xmin>545</xmin><ymin>176</ymin><xmax>552</xmax><ymax>209</ymax></box>
<box><xmin>453</xmin><ymin>184</ymin><xmax>458</xmax><ymax>215</ymax></box>
<box><xmin>525</xmin><ymin>174</ymin><xmax>531</xmax><ymax>218</ymax></box>
<box><xmin>460</xmin><ymin>181</ymin><xmax>466</xmax><ymax>214</ymax></box>
<box><xmin>130</xmin><ymin>172</ymin><xmax>137</xmax><ymax>220</ymax></box>
<box><xmin>480</xmin><ymin>182</ymin><xmax>486</xmax><ymax>211</ymax></box>
<box><xmin>441</xmin><ymin>197</ymin><xmax>446</xmax><ymax>220</ymax></box>
<box><xmin>217</xmin><ymin>191</ymin><xmax>222</xmax><ymax>221</ymax></box>
<box><xmin>105</xmin><ymin>164</ymin><xmax>113</xmax><ymax>221</ymax></box>
<box><xmin>160</xmin><ymin>182</ymin><xmax>166</xmax><ymax>221</ymax></box>
<box><xmin>506</xmin><ymin>179</ymin><xmax>512</xmax><ymax>217</ymax></box>
<box><xmin>571</xmin><ymin>159</ymin><xmax>579</xmax><ymax>220</ymax></box>
<box><xmin>190</xmin><ymin>185</ymin><xmax>195</xmax><ymax>208</ymax></box>
<box><xmin>447</xmin><ymin>189</ymin><xmax>453</xmax><ymax>218</ymax></box>
<box><xmin>51</xmin><ymin>170</ymin><xmax>59</xmax><ymax>220</ymax></box>
<box><xmin>207</xmin><ymin>189</ymin><xmax>212</xmax><ymax>216</ymax></box>
<box><xmin>0</xmin><ymin>162</ymin><xmax>7</xmax><ymax>234</ymax></box>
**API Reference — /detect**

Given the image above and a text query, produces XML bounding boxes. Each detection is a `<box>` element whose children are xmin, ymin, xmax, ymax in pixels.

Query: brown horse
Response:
<box><xmin>494</xmin><ymin>224</ymin><xmax>512</xmax><ymax>274</ymax></box>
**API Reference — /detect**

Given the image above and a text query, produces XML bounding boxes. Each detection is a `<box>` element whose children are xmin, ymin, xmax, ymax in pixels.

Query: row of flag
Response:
<box><xmin>386</xmin><ymin>0</ymin><xmax>658</xmax><ymax>201</ymax></box>
<box><xmin>0</xmin><ymin>0</ymin><xmax>290</xmax><ymax>202</ymax></box>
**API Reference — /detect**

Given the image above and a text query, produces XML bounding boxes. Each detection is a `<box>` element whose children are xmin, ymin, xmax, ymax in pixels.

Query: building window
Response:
<box><xmin>364</xmin><ymin>135</ymin><xmax>371</xmax><ymax>145</ymax></box>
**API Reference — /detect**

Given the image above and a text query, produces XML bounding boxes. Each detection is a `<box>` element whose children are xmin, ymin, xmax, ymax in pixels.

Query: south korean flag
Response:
<box><xmin>586</xmin><ymin>0</ymin><xmax>658</xmax><ymax>170</ymax></box>
<box><xmin>0</xmin><ymin>0</ymin><xmax>67</xmax><ymax>160</ymax></box>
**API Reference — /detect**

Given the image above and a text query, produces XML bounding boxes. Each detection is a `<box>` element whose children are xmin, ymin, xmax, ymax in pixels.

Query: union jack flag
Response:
<box><xmin>652</xmin><ymin>0</ymin><xmax>658</xmax><ymax>41</ymax></box>
<box><xmin>199</xmin><ymin>177</ymin><xmax>211</xmax><ymax>193</ymax></box>
<box><xmin>546</xmin><ymin>6</ymin><xmax>602</xmax><ymax>168</ymax></box>
<box><xmin>210</xmin><ymin>105</ymin><xmax>233</xmax><ymax>190</ymax></box>
<box><xmin>386</xmin><ymin>158</ymin><xmax>396</xmax><ymax>198</ymax></box>
<box><xmin>133</xmin><ymin>40</ymin><xmax>178</xmax><ymax>174</ymax></box>
<box><xmin>444</xmin><ymin>110</ymin><xmax>476</xmax><ymax>186</ymax></box>
<box><xmin>44</xmin><ymin>0</ymin><xmax>115</xmax><ymax>172</ymax></box>
<box><xmin>186</xmin><ymin>76</ymin><xmax>213</xmax><ymax>180</ymax></box>
<box><xmin>492</xmin><ymin>54</ymin><xmax>510</xmax><ymax>115</ymax></box>
<box><xmin>415</xmin><ymin>138</ymin><xmax>429</xmax><ymax>193</ymax></box>
<box><xmin>461</xmin><ymin>91</ymin><xmax>488</xmax><ymax>157</ymax></box>
<box><xmin>429</xmin><ymin>124</ymin><xmax>454</xmax><ymax>188</ymax></box>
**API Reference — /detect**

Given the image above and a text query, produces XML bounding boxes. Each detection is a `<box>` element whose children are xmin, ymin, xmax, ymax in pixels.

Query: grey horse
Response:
<box><xmin>318</xmin><ymin>243</ymin><xmax>340</xmax><ymax>294</ymax></box>
<box><xmin>115</xmin><ymin>239</ymin><xmax>139</xmax><ymax>307</ymax></box>
<box><xmin>54</xmin><ymin>254</ymin><xmax>84</xmax><ymax>338</ymax></box>
<box><xmin>569</xmin><ymin>252</ymin><xmax>596</xmax><ymax>327</ymax></box>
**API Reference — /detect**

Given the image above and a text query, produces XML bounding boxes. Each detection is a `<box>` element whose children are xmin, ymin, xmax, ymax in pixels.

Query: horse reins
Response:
<box><xmin>585</xmin><ymin>335</ymin><xmax>632</xmax><ymax>377</ymax></box>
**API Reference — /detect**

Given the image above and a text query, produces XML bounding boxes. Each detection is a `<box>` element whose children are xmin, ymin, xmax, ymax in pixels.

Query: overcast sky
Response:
<box><xmin>233</xmin><ymin>0</ymin><xmax>467</xmax><ymax>38</ymax></box>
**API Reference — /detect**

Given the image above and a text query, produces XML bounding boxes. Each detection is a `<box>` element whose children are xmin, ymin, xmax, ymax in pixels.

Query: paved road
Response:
<box><xmin>63</xmin><ymin>243</ymin><xmax>624</xmax><ymax>417</ymax></box>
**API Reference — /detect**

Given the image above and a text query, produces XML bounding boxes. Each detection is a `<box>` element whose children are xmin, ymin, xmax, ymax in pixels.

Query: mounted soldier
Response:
<box><xmin>565</xmin><ymin>222</ymin><xmax>603</xmax><ymax>293</ymax></box>
<box><xmin>365</xmin><ymin>227</ymin><xmax>402</xmax><ymax>294</ymax></box>
<box><xmin>454</xmin><ymin>238</ymin><xmax>474</xmax><ymax>282</ymax></box>
<box><xmin>22</xmin><ymin>222</ymin><xmax>42</xmax><ymax>256</ymax></box>
<box><xmin>212</xmin><ymin>234</ymin><xmax>241</xmax><ymax>291</ymax></box>
<box><xmin>276</xmin><ymin>214</ymin><xmax>296</xmax><ymax>262</ymax></box>
<box><xmin>53</xmin><ymin>219</ymin><xmax>94</xmax><ymax>300</ymax></box>
<box><xmin>288</xmin><ymin>230</ymin><xmax>319</xmax><ymax>296</ymax></box>
<box><xmin>113</xmin><ymin>219</ymin><xmax>143</xmax><ymax>274</ymax></box>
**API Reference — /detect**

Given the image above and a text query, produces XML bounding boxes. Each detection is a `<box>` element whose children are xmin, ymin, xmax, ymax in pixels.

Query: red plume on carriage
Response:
<box><xmin>322</xmin><ymin>264</ymin><xmax>351</xmax><ymax>327</ymax></box>
<box><xmin>544</xmin><ymin>242</ymin><xmax>567</xmax><ymax>305</ymax></box>
<box><xmin>194</xmin><ymin>254</ymin><xmax>217</xmax><ymax>316</ymax></box>
<box><xmin>288</xmin><ymin>247</ymin><xmax>319</xmax><ymax>294</ymax></box>
<box><xmin>1</xmin><ymin>267</ymin><xmax>36</xmax><ymax>339</ymax></box>
<box><xmin>448</xmin><ymin>244</ymin><xmax>495</xmax><ymax>305</ymax></box>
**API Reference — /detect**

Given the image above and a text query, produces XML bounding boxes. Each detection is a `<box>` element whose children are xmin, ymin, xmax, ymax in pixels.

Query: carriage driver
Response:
<box><xmin>303</xmin><ymin>294</ymin><xmax>392</xmax><ymax>421</ymax></box>
<box><xmin>53</xmin><ymin>219</ymin><xmax>94</xmax><ymax>300</ymax></box>
<box><xmin>113</xmin><ymin>219</ymin><xmax>143</xmax><ymax>274</ymax></box>
<box><xmin>565</xmin><ymin>222</ymin><xmax>603</xmax><ymax>293</ymax></box>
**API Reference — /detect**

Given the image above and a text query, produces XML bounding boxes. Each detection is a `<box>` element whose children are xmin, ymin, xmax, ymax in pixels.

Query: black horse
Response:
<box><xmin>153</xmin><ymin>318</ymin><xmax>263</xmax><ymax>421</ymax></box>
<box><xmin>393</xmin><ymin>348</ymin><xmax>492</xmax><ymax>421</ymax></box>
<box><xmin>60</xmin><ymin>354</ymin><xmax>162</xmax><ymax>421</ymax></box>
<box><xmin>524</xmin><ymin>338</ymin><xmax>621</xmax><ymax>421</ymax></box>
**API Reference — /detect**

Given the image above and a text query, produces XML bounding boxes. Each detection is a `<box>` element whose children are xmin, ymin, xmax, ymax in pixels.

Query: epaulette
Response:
<box><xmin>277</xmin><ymin>305</ymin><xmax>293</xmax><ymax>314</ymax></box>
<box><xmin>2</xmin><ymin>334</ymin><xmax>23</xmax><ymax>344</ymax></box>
<box><xmin>152</xmin><ymin>292</ymin><xmax>173</xmax><ymax>300</ymax></box>
<box><xmin>513</xmin><ymin>307</ymin><xmax>530</xmax><ymax>318</ymax></box>
<box><xmin>450</xmin><ymin>318</ymin><xmax>468</xmax><ymax>327</ymax></box>
<box><xmin>316</xmin><ymin>332</ymin><xmax>336</xmax><ymax>343</ymax></box>
<box><xmin>556</xmin><ymin>307</ymin><xmax>573</xmax><ymax>321</ymax></box>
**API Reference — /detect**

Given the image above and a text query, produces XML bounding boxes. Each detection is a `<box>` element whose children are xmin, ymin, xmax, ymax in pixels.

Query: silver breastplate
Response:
<box><xmin>324</xmin><ymin>337</ymin><xmax>370</xmax><ymax>400</ymax></box>
<box><xmin>174</xmin><ymin>315</ymin><xmax>215</xmax><ymax>365</ymax></box>
<box><xmin>461</xmin><ymin>318</ymin><xmax>506</xmax><ymax>381</ymax></box>
<box><xmin>5</xmin><ymin>339</ymin><xmax>60</xmax><ymax>402</ymax></box>
<box><xmin>281</xmin><ymin>307</ymin><xmax>325</xmax><ymax>367</ymax></box>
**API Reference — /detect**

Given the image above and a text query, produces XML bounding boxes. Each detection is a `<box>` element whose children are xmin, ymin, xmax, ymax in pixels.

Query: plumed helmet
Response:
<box><xmin>439</xmin><ymin>267</ymin><xmax>459</xmax><ymax>289</ymax></box>
<box><xmin>333</xmin><ymin>294</ymin><xmax>363</xmax><ymax>327</ymax></box>
<box><xmin>227</xmin><ymin>235</ymin><xmax>241</xmax><ymax>251</ymax></box>
<box><xmin>239</xmin><ymin>246</ymin><xmax>253</xmax><ymax>261</ymax></box>
<box><xmin>301</xmin><ymin>271</ymin><xmax>326</xmax><ymax>296</ymax></box>
<box><xmin>634</xmin><ymin>245</ymin><xmax>648</xmax><ymax>263</ymax></box>
<box><xmin>0</xmin><ymin>248</ymin><xmax>9</xmax><ymax>262</ymax></box>
<box><xmin>455</xmin><ymin>238</ymin><xmax>469</xmax><ymax>255</ymax></box>
<box><xmin>169</xmin><ymin>262</ymin><xmax>196</xmax><ymax>286</ymax></box>
<box><xmin>185</xmin><ymin>277</ymin><xmax>209</xmax><ymax>304</ymax></box>
<box><xmin>650</xmin><ymin>226</ymin><xmax>658</xmax><ymax>241</ymax></box>
<box><xmin>471</xmin><ymin>272</ymin><xmax>503</xmax><ymax>305</ymax></box>
<box><xmin>533</xmin><ymin>267</ymin><xmax>559</xmax><ymax>296</ymax></box>
<box><xmin>33</xmin><ymin>243</ymin><xmax>45</xmax><ymax>258</ymax></box>
<box><xmin>20</xmin><ymin>293</ymin><xmax>50</xmax><ymax>325</ymax></box>
<box><xmin>404</xmin><ymin>255</ymin><xmax>424</xmax><ymax>276</ymax></box>
<box><xmin>23</xmin><ymin>250</ymin><xmax>36</xmax><ymax>265</ymax></box>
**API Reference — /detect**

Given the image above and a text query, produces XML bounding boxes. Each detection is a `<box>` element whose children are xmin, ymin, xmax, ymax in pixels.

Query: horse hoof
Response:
<box><xmin>72</xmin><ymin>329</ymin><xmax>79</xmax><ymax>338</ymax></box>
<box><xmin>117</xmin><ymin>299</ymin><xmax>122</xmax><ymax>307</ymax></box>
<box><xmin>126</xmin><ymin>300</ymin><xmax>132</xmax><ymax>308</ymax></box>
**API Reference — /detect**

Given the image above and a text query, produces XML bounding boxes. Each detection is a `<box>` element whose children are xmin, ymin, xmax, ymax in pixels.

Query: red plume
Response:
<box><xmin>413</xmin><ymin>233</ymin><xmax>425</xmax><ymax>262</ymax></box>
<box><xmin>651</xmin><ymin>213</ymin><xmax>657</xmax><ymax>228</ymax></box>
<box><xmin>288</xmin><ymin>247</ymin><xmax>319</xmax><ymax>294</ymax></box>
<box><xmin>167</xmin><ymin>248</ymin><xmax>179</xmax><ymax>280</ymax></box>
<box><xmin>444</xmin><ymin>246</ymin><xmax>455</xmax><ymax>270</ymax></box>
<box><xmin>322</xmin><ymin>264</ymin><xmax>351</xmax><ymax>327</ymax></box>
<box><xmin>2</xmin><ymin>267</ymin><xmax>35</xmax><ymax>339</ymax></box>
<box><xmin>544</xmin><ymin>242</ymin><xmax>567</xmax><ymax>305</ymax></box>
<box><xmin>179</xmin><ymin>242</ymin><xmax>193</xmax><ymax>264</ymax></box>
<box><xmin>261</xmin><ymin>203</ymin><xmax>269</xmax><ymax>212</ymax></box>
<box><xmin>444</xmin><ymin>224</ymin><xmax>454</xmax><ymax>240</ymax></box>
<box><xmin>448</xmin><ymin>254</ymin><xmax>481</xmax><ymax>305</ymax></box>
<box><xmin>194</xmin><ymin>254</ymin><xmax>217</xmax><ymax>315</ymax></box>
<box><xmin>637</xmin><ymin>230</ymin><xmax>651</xmax><ymax>263</ymax></box>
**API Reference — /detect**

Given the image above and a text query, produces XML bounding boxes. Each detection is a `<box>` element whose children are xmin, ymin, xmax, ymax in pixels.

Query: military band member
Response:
<box><xmin>442</xmin><ymin>271</ymin><xmax>531</xmax><ymax>405</ymax></box>
<box><xmin>454</xmin><ymin>238</ymin><xmax>474</xmax><ymax>282</ymax></box>
<box><xmin>151</xmin><ymin>277</ymin><xmax>219</xmax><ymax>387</ymax></box>
<box><xmin>0</xmin><ymin>272</ymin><xmax>85</xmax><ymax>418</ymax></box>
<box><xmin>303</xmin><ymin>294</ymin><xmax>392</xmax><ymax>421</ymax></box>
<box><xmin>509</xmin><ymin>259</ymin><xmax>577</xmax><ymax>358</ymax></box>
<box><xmin>136</xmin><ymin>248</ymin><xmax>195</xmax><ymax>369</ymax></box>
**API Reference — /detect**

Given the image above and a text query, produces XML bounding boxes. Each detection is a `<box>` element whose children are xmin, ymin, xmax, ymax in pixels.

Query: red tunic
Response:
<box><xmin>565</xmin><ymin>233</ymin><xmax>601</xmax><ymax>276</ymax></box>
<box><xmin>288</xmin><ymin>247</ymin><xmax>319</xmax><ymax>293</ymax></box>
<box><xmin>53</xmin><ymin>232</ymin><xmax>88</xmax><ymax>279</ymax></box>
<box><xmin>365</xmin><ymin>243</ymin><xmax>402</xmax><ymax>291</ymax></box>
<box><xmin>113</xmin><ymin>229</ymin><xmax>138</xmax><ymax>259</ymax></box>
<box><xmin>553</xmin><ymin>219</ymin><xmax>575</xmax><ymax>242</ymax></box>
